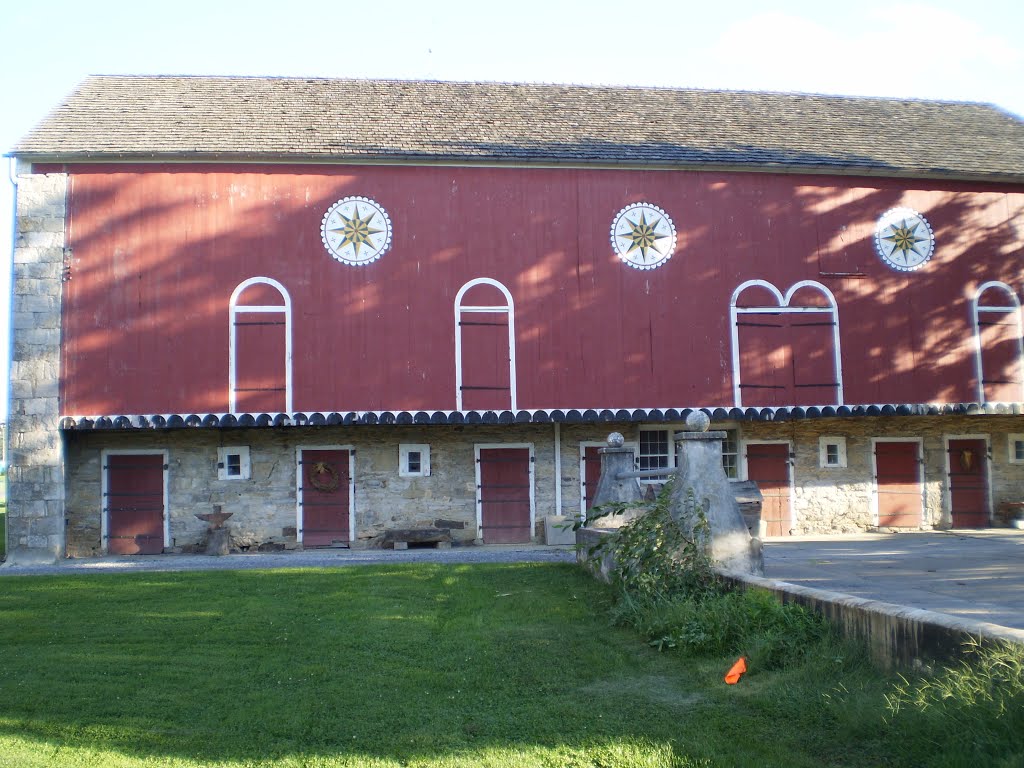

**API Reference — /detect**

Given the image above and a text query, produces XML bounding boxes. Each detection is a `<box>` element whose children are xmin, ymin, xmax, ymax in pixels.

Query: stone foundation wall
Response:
<box><xmin>60</xmin><ymin>413</ymin><xmax>1024</xmax><ymax>556</ymax></box>
<box><xmin>6</xmin><ymin>171</ymin><xmax>67</xmax><ymax>563</ymax></box>
<box><xmin>64</xmin><ymin>424</ymin><xmax>567</xmax><ymax>555</ymax></box>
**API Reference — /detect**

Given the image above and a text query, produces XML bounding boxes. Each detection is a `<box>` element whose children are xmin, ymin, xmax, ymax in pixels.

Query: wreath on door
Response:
<box><xmin>308</xmin><ymin>461</ymin><xmax>340</xmax><ymax>492</ymax></box>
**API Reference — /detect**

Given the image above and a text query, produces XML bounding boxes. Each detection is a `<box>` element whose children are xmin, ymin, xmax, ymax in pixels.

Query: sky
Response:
<box><xmin>1</xmin><ymin>0</ymin><xmax>1023</xmax><ymax>421</ymax></box>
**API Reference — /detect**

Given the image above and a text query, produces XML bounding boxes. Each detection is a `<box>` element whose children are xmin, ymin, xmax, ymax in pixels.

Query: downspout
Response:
<box><xmin>553</xmin><ymin>422</ymin><xmax>562</xmax><ymax>517</ymax></box>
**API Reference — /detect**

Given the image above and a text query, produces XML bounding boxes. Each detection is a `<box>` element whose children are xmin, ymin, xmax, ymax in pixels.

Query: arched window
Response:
<box><xmin>730</xmin><ymin>279</ymin><xmax>843</xmax><ymax>407</ymax></box>
<box><xmin>454</xmin><ymin>278</ymin><xmax>517</xmax><ymax>411</ymax></box>
<box><xmin>972</xmin><ymin>281</ymin><xmax>1023</xmax><ymax>403</ymax></box>
<box><xmin>229</xmin><ymin>277</ymin><xmax>292</xmax><ymax>413</ymax></box>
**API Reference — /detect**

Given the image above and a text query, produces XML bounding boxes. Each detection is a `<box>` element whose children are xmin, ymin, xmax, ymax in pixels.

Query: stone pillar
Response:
<box><xmin>5</xmin><ymin>169</ymin><xmax>67</xmax><ymax>564</ymax></box>
<box><xmin>670</xmin><ymin>412</ymin><xmax>763</xmax><ymax>575</ymax></box>
<box><xmin>587</xmin><ymin>432</ymin><xmax>643</xmax><ymax>527</ymax></box>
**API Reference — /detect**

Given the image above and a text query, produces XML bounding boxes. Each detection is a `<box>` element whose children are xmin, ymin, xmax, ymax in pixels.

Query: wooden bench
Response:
<box><xmin>384</xmin><ymin>528</ymin><xmax>452</xmax><ymax>550</ymax></box>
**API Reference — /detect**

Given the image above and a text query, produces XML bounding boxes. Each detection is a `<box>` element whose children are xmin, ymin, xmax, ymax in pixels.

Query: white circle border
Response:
<box><xmin>320</xmin><ymin>196</ymin><xmax>393</xmax><ymax>266</ymax></box>
<box><xmin>609</xmin><ymin>202</ymin><xmax>677</xmax><ymax>271</ymax></box>
<box><xmin>873</xmin><ymin>207</ymin><xmax>935</xmax><ymax>272</ymax></box>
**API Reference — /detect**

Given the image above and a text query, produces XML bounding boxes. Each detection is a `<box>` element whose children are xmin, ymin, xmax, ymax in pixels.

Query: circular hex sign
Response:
<box><xmin>321</xmin><ymin>196</ymin><xmax>393</xmax><ymax>266</ymax></box>
<box><xmin>610</xmin><ymin>202</ymin><xmax>677</xmax><ymax>270</ymax></box>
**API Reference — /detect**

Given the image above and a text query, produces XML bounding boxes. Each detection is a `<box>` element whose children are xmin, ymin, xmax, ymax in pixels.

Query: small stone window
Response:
<box><xmin>818</xmin><ymin>436</ymin><xmax>847</xmax><ymax>468</ymax></box>
<box><xmin>217</xmin><ymin>446</ymin><xmax>251</xmax><ymax>480</ymax></box>
<box><xmin>1010</xmin><ymin>435</ymin><xmax>1024</xmax><ymax>464</ymax></box>
<box><xmin>399</xmin><ymin>444</ymin><xmax>431</xmax><ymax>477</ymax></box>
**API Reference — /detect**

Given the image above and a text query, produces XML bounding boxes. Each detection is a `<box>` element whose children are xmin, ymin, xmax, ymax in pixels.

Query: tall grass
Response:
<box><xmin>584</xmin><ymin>481</ymin><xmax>1024</xmax><ymax>766</ymax></box>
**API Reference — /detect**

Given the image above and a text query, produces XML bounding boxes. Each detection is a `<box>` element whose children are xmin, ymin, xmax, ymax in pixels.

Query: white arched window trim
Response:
<box><xmin>228</xmin><ymin>276</ymin><xmax>293</xmax><ymax>413</ymax></box>
<box><xmin>971</xmin><ymin>281</ymin><xmax>1024</xmax><ymax>403</ymax></box>
<box><xmin>454</xmin><ymin>277</ymin><xmax>517</xmax><ymax>411</ymax></box>
<box><xmin>729</xmin><ymin>279</ymin><xmax>844</xmax><ymax>408</ymax></box>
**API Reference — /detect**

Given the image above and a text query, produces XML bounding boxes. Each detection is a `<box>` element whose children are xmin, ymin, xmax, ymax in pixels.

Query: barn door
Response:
<box><xmin>299</xmin><ymin>448</ymin><xmax>352</xmax><ymax>547</ymax></box>
<box><xmin>455</xmin><ymin>279</ymin><xmax>517</xmax><ymax>411</ymax></box>
<box><xmin>873</xmin><ymin>441</ymin><xmax>923</xmax><ymax>528</ymax></box>
<box><xmin>230</xmin><ymin>278</ymin><xmax>291</xmax><ymax>413</ymax></box>
<box><xmin>104</xmin><ymin>453</ymin><xmax>166</xmax><ymax>555</ymax></box>
<box><xmin>477</xmin><ymin>446</ymin><xmax>533</xmax><ymax>543</ymax></box>
<box><xmin>947</xmin><ymin>439</ymin><xmax>990</xmax><ymax>527</ymax></box>
<box><xmin>744</xmin><ymin>443</ymin><xmax>792</xmax><ymax>536</ymax></box>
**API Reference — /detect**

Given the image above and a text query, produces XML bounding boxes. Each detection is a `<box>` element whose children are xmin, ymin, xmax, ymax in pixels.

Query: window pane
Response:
<box><xmin>826</xmin><ymin>444</ymin><xmax>839</xmax><ymax>464</ymax></box>
<box><xmin>227</xmin><ymin>454</ymin><xmax>241</xmax><ymax>476</ymax></box>
<box><xmin>1016</xmin><ymin>440</ymin><xmax>1024</xmax><ymax>461</ymax></box>
<box><xmin>639</xmin><ymin>430</ymin><xmax>669</xmax><ymax>470</ymax></box>
<box><xmin>721</xmin><ymin>429</ymin><xmax>738</xmax><ymax>479</ymax></box>
<box><xmin>407</xmin><ymin>451</ymin><xmax>421</xmax><ymax>473</ymax></box>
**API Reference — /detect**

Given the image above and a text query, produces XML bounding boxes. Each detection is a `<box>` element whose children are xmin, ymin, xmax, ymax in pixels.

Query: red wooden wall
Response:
<box><xmin>53</xmin><ymin>163</ymin><xmax>1024</xmax><ymax>415</ymax></box>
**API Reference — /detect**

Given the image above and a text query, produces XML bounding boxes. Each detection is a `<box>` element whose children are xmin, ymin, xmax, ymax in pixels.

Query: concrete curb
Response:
<box><xmin>719</xmin><ymin>569</ymin><xmax>1024</xmax><ymax>666</ymax></box>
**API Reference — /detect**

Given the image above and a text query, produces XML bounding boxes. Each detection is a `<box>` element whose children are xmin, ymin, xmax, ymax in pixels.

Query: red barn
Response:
<box><xmin>6</xmin><ymin>76</ymin><xmax>1024</xmax><ymax>560</ymax></box>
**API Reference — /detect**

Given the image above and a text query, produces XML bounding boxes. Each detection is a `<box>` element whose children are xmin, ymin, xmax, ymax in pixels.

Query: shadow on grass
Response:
<box><xmin>3</xmin><ymin>562</ymin><xmax>995</xmax><ymax>767</ymax></box>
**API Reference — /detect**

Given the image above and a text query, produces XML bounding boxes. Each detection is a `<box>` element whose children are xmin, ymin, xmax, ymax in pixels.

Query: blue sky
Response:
<box><xmin>2</xmin><ymin>0</ymin><xmax>1023</xmax><ymax>420</ymax></box>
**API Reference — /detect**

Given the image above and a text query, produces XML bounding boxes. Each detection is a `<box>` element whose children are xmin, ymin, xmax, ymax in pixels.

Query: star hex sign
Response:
<box><xmin>321</xmin><ymin>196</ymin><xmax>393</xmax><ymax>266</ymax></box>
<box><xmin>610</xmin><ymin>203</ymin><xmax>677</xmax><ymax>270</ymax></box>
<box><xmin>874</xmin><ymin>207</ymin><xmax>934</xmax><ymax>272</ymax></box>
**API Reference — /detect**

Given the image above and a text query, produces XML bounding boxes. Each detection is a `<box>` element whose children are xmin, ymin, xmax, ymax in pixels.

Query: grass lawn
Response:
<box><xmin>0</xmin><ymin>562</ymin><xmax>1016</xmax><ymax>767</ymax></box>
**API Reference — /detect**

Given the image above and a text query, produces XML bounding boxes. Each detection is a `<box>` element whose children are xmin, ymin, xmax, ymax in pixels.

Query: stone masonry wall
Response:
<box><xmin>64</xmin><ymin>424</ymin><xmax>567</xmax><ymax>555</ymax></box>
<box><xmin>61</xmin><ymin>414</ymin><xmax>1024</xmax><ymax>556</ymax></box>
<box><xmin>6</xmin><ymin>171</ymin><xmax>66</xmax><ymax>563</ymax></box>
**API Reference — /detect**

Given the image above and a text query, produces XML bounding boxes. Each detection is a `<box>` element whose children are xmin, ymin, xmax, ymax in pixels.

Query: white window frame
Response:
<box><xmin>1009</xmin><ymin>434</ymin><xmax>1024</xmax><ymax>465</ymax></box>
<box><xmin>720</xmin><ymin>426</ymin><xmax>741</xmax><ymax>480</ymax></box>
<box><xmin>729</xmin><ymin>279</ymin><xmax>844</xmax><ymax>407</ymax></box>
<box><xmin>971</xmin><ymin>281</ymin><xmax>1024</xmax><ymax>403</ymax></box>
<box><xmin>454</xmin><ymin>277</ymin><xmax>517</xmax><ymax>411</ymax></box>
<box><xmin>399</xmin><ymin>444</ymin><xmax>431</xmax><ymax>477</ymax></box>
<box><xmin>474</xmin><ymin>443</ymin><xmax>535</xmax><ymax>541</ymax></box>
<box><xmin>217</xmin><ymin>446</ymin><xmax>251</xmax><ymax>480</ymax></box>
<box><xmin>229</xmin><ymin>276</ymin><xmax>293</xmax><ymax>413</ymax></box>
<box><xmin>818</xmin><ymin>436</ymin><xmax>848</xmax><ymax>469</ymax></box>
<box><xmin>100</xmin><ymin>449</ymin><xmax>170</xmax><ymax>555</ymax></box>
<box><xmin>637</xmin><ymin>425</ymin><xmax>677</xmax><ymax>483</ymax></box>
<box><xmin>295</xmin><ymin>445</ymin><xmax>356</xmax><ymax>545</ymax></box>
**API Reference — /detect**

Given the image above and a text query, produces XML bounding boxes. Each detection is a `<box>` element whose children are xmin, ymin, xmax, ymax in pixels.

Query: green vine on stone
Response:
<box><xmin>581</xmin><ymin>478</ymin><xmax>718</xmax><ymax>601</ymax></box>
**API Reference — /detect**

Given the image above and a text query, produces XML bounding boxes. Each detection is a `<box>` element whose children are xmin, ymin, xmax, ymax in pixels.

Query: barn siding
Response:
<box><xmin>59</xmin><ymin>165</ymin><xmax>1024</xmax><ymax>417</ymax></box>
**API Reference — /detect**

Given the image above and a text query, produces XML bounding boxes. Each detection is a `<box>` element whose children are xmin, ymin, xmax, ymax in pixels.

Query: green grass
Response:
<box><xmin>0</xmin><ymin>563</ymin><xmax>1021</xmax><ymax>767</ymax></box>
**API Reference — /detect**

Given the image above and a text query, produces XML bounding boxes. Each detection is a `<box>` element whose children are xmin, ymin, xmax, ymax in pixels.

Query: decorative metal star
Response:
<box><xmin>882</xmin><ymin>219</ymin><xmax>925</xmax><ymax>261</ymax></box>
<box><xmin>619</xmin><ymin>211</ymin><xmax>668</xmax><ymax>262</ymax></box>
<box><xmin>329</xmin><ymin>204</ymin><xmax>384</xmax><ymax>259</ymax></box>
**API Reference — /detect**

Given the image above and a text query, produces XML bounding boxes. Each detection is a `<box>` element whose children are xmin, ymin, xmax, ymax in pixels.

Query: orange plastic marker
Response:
<box><xmin>724</xmin><ymin>657</ymin><xmax>747</xmax><ymax>684</ymax></box>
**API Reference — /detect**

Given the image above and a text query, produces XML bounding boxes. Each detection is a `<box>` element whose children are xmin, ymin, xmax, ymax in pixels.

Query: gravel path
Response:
<box><xmin>0</xmin><ymin>544</ymin><xmax>577</xmax><ymax>577</ymax></box>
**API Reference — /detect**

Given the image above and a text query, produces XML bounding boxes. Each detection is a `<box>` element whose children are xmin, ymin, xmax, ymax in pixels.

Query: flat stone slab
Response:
<box><xmin>763</xmin><ymin>530</ymin><xmax>1024</xmax><ymax>631</ymax></box>
<box><xmin>383</xmin><ymin>528</ymin><xmax>452</xmax><ymax>548</ymax></box>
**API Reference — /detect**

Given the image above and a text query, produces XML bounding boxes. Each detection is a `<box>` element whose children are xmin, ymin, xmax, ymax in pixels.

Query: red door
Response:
<box><xmin>745</xmin><ymin>443</ymin><xmax>792</xmax><ymax>536</ymax></box>
<box><xmin>232</xmin><ymin>281</ymin><xmax>288</xmax><ymax>413</ymax></box>
<box><xmin>874</xmin><ymin>441</ymin><xmax>922</xmax><ymax>527</ymax></box>
<box><xmin>947</xmin><ymin>439</ymin><xmax>989</xmax><ymax>527</ymax></box>
<box><xmin>105</xmin><ymin>453</ymin><xmax>165</xmax><ymax>554</ymax></box>
<box><xmin>478</xmin><ymin>447</ymin><xmax>532</xmax><ymax>543</ymax></box>
<box><xmin>300</xmin><ymin>449</ymin><xmax>351</xmax><ymax>546</ymax></box>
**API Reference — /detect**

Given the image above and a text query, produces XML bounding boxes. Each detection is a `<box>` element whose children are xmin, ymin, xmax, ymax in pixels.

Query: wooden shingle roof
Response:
<box><xmin>12</xmin><ymin>75</ymin><xmax>1024</xmax><ymax>182</ymax></box>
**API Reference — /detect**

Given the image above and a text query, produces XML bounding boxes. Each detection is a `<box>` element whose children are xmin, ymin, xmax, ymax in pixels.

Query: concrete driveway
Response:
<box><xmin>762</xmin><ymin>530</ymin><xmax>1024</xmax><ymax>631</ymax></box>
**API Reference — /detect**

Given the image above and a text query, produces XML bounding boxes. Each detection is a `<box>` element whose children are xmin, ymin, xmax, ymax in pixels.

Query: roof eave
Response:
<box><xmin>11</xmin><ymin>150</ymin><xmax>1024</xmax><ymax>186</ymax></box>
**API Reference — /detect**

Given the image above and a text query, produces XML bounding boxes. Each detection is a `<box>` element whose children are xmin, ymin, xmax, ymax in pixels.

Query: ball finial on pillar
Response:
<box><xmin>606</xmin><ymin>431</ymin><xmax>625</xmax><ymax>448</ymax></box>
<box><xmin>685</xmin><ymin>410</ymin><xmax>711</xmax><ymax>433</ymax></box>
